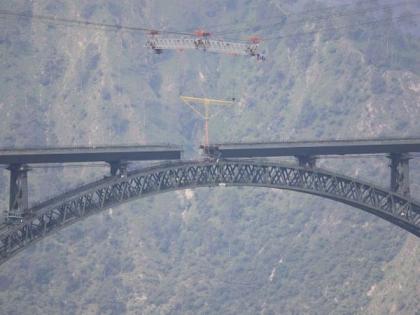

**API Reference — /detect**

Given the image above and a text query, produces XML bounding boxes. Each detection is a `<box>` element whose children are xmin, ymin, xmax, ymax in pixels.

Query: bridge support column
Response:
<box><xmin>389</xmin><ymin>153</ymin><xmax>410</xmax><ymax>196</ymax></box>
<box><xmin>296</xmin><ymin>155</ymin><xmax>316</xmax><ymax>168</ymax></box>
<box><xmin>6</xmin><ymin>164</ymin><xmax>30</xmax><ymax>223</ymax></box>
<box><xmin>109</xmin><ymin>161</ymin><xmax>128</xmax><ymax>177</ymax></box>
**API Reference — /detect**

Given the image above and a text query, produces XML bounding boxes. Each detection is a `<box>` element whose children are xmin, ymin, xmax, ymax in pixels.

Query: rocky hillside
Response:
<box><xmin>0</xmin><ymin>0</ymin><xmax>419</xmax><ymax>314</ymax></box>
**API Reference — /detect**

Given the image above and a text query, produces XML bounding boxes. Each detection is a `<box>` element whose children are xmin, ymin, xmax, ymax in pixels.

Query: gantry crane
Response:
<box><xmin>146</xmin><ymin>30</ymin><xmax>265</xmax><ymax>61</ymax></box>
<box><xmin>180</xmin><ymin>96</ymin><xmax>236</xmax><ymax>147</ymax></box>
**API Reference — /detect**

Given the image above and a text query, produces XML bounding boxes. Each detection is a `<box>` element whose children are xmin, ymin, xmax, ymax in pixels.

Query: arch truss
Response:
<box><xmin>1</xmin><ymin>160</ymin><xmax>419</xmax><ymax>265</ymax></box>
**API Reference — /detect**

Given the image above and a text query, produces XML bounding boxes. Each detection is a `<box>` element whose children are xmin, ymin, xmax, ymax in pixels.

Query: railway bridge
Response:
<box><xmin>1</xmin><ymin>138</ymin><xmax>420</xmax><ymax>266</ymax></box>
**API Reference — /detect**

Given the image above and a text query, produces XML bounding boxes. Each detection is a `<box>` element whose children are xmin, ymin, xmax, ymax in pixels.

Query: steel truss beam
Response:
<box><xmin>1</xmin><ymin>160</ymin><xmax>419</xmax><ymax>266</ymax></box>
<box><xmin>145</xmin><ymin>36</ymin><xmax>263</xmax><ymax>59</ymax></box>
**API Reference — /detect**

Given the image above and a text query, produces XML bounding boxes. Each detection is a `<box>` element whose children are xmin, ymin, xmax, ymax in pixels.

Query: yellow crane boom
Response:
<box><xmin>180</xmin><ymin>96</ymin><xmax>235</xmax><ymax>147</ymax></box>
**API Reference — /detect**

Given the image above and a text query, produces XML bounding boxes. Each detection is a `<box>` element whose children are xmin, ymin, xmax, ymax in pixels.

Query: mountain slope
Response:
<box><xmin>0</xmin><ymin>1</ymin><xmax>419</xmax><ymax>314</ymax></box>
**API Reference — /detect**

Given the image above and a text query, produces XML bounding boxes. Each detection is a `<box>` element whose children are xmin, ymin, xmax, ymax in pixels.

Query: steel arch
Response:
<box><xmin>1</xmin><ymin>159</ymin><xmax>419</xmax><ymax>266</ymax></box>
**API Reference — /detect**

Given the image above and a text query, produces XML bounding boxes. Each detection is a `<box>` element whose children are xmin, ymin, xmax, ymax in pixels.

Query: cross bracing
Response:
<box><xmin>145</xmin><ymin>36</ymin><xmax>261</xmax><ymax>57</ymax></box>
<box><xmin>1</xmin><ymin>160</ymin><xmax>419</xmax><ymax>266</ymax></box>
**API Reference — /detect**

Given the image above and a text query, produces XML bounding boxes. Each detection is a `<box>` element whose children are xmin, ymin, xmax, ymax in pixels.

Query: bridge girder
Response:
<box><xmin>1</xmin><ymin>160</ymin><xmax>419</xmax><ymax>266</ymax></box>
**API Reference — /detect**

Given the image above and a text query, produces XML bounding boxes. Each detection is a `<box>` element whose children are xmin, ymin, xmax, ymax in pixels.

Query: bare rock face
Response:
<box><xmin>366</xmin><ymin>236</ymin><xmax>420</xmax><ymax>315</ymax></box>
<box><xmin>0</xmin><ymin>0</ymin><xmax>419</xmax><ymax>314</ymax></box>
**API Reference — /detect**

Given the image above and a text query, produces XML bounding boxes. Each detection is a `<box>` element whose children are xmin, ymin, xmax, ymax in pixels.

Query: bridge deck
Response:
<box><xmin>0</xmin><ymin>145</ymin><xmax>183</xmax><ymax>164</ymax></box>
<box><xmin>202</xmin><ymin>138</ymin><xmax>420</xmax><ymax>158</ymax></box>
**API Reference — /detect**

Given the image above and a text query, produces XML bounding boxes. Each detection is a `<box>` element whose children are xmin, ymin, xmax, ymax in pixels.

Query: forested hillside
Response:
<box><xmin>0</xmin><ymin>1</ymin><xmax>419</xmax><ymax>314</ymax></box>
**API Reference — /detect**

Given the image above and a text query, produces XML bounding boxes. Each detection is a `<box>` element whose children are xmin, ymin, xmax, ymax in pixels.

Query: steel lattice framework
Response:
<box><xmin>145</xmin><ymin>36</ymin><xmax>263</xmax><ymax>59</ymax></box>
<box><xmin>1</xmin><ymin>160</ymin><xmax>419</xmax><ymax>266</ymax></box>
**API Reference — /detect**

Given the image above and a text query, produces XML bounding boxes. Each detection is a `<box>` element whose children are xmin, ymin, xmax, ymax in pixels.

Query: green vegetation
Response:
<box><xmin>0</xmin><ymin>0</ymin><xmax>419</xmax><ymax>314</ymax></box>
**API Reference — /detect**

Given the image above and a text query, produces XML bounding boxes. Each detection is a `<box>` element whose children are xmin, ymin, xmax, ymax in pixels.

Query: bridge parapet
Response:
<box><xmin>0</xmin><ymin>145</ymin><xmax>182</xmax><ymax>224</ymax></box>
<box><xmin>201</xmin><ymin>138</ymin><xmax>420</xmax><ymax>157</ymax></box>
<box><xmin>201</xmin><ymin>138</ymin><xmax>420</xmax><ymax>197</ymax></box>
